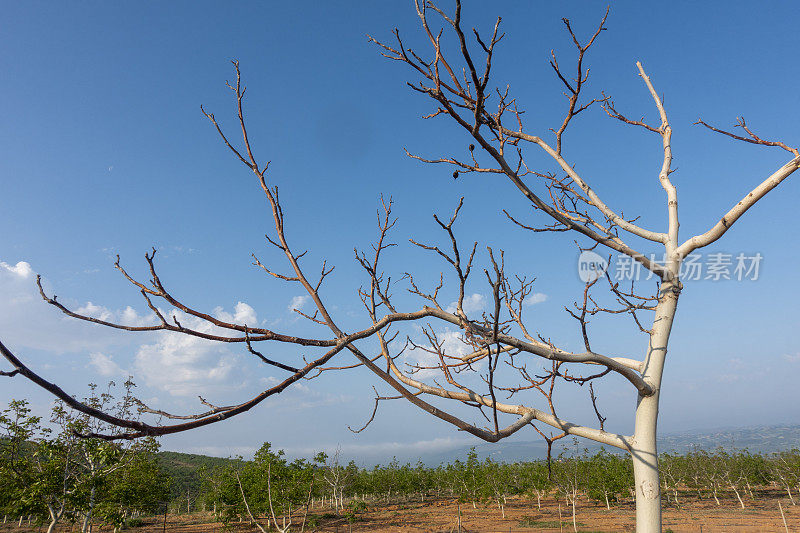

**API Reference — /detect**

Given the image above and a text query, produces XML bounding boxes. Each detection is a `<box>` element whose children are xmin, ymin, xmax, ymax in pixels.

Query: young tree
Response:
<box><xmin>95</xmin><ymin>442</ymin><xmax>170</xmax><ymax>532</ymax></box>
<box><xmin>481</xmin><ymin>456</ymin><xmax>511</xmax><ymax>517</ymax></box>
<box><xmin>585</xmin><ymin>449</ymin><xmax>632</xmax><ymax>510</ymax></box>
<box><xmin>770</xmin><ymin>449</ymin><xmax>800</xmax><ymax>506</ymax></box>
<box><xmin>520</xmin><ymin>461</ymin><xmax>552</xmax><ymax>511</ymax></box>
<box><xmin>318</xmin><ymin>448</ymin><xmax>356</xmax><ymax>514</ymax></box>
<box><xmin>1</xmin><ymin>2</ymin><xmax>797</xmax><ymax>532</ymax></box>
<box><xmin>213</xmin><ymin>443</ymin><xmax>316</xmax><ymax>533</ymax></box>
<box><xmin>56</xmin><ymin>382</ymin><xmax>150</xmax><ymax>533</ymax></box>
<box><xmin>0</xmin><ymin>400</ymin><xmax>49</xmax><ymax>526</ymax></box>
<box><xmin>0</xmin><ymin>387</ymin><xmax>159</xmax><ymax>533</ymax></box>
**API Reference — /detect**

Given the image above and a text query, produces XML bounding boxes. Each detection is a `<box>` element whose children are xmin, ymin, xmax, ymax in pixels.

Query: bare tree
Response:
<box><xmin>1</xmin><ymin>2</ymin><xmax>797</xmax><ymax>532</ymax></box>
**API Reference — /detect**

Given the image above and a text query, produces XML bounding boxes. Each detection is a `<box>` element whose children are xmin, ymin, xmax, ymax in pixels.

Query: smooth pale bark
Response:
<box><xmin>82</xmin><ymin>485</ymin><xmax>96</xmax><ymax>533</ymax></box>
<box><xmin>732</xmin><ymin>484</ymin><xmax>744</xmax><ymax>509</ymax></box>
<box><xmin>780</xmin><ymin>502</ymin><xmax>789</xmax><ymax>533</ymax></box>
<box><xmin>631</xmin><ymin>269</ymin><xmax>680</xmax><ymax>533</ymax></box>
<box><xmin>46</xmin><ymin>505</ymin><xmax>64</xmax><ymax>533</ymax></box>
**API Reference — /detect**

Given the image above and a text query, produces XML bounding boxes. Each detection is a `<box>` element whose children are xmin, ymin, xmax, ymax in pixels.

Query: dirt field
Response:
<box><xmin>3</xmin><ymin>493</ymin><xmax>798</xmax><ymax>532</ymax></box>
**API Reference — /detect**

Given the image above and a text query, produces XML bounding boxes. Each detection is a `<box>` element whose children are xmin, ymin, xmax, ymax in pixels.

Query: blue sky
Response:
<box><xmin>1</xmin><ymin>1</ymin><xmax>798</xmax><ymax>463</ymax></box>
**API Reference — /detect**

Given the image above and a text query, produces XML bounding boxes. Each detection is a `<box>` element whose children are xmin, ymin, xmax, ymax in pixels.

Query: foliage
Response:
<box><xmin>0</xmin><ymin>394</ymin><xmax>170</xmax><ymax>530</ymax></box>
<box><xmin>158</xmin><ymin>449</ymin><xmax>238</xmax><ymax>502</ymax></box>
<box><xmin>211</xmin><ymin>442</ymin><xmax>317</xmax><ymax>528</ymax></box>
<box><xmin>4</xmin><ymin>410</ymin><xmax>799</xmax><ymax>528</ymax></box>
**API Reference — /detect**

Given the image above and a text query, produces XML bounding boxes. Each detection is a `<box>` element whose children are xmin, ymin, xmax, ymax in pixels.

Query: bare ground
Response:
<box><xmin>4</xmin><ymin>491</ymin><xmax>798</xmax><ymax>532</ymax></box>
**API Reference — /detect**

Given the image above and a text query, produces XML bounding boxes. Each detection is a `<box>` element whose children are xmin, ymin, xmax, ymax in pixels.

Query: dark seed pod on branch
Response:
<box><xmin>452</xmin><ymin>171</ymin><xmax>459</xmax><ymax>179</ymax></box>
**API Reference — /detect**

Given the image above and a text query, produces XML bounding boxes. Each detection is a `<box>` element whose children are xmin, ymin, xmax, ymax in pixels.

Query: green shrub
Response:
<box><xmin>125</xmin><ymin>517</ymin><xmax>146</xmax><ymax>528</ymax></box>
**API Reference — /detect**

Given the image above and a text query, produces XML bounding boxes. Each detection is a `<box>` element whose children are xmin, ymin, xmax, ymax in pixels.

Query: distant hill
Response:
<box><xmin>156</xmin><ymin>450</ymin><xmax>241</xmax><ymax>498</ymax></box>
<box><xmin>156</xmin><ymin>425</ymin><xmax>800</xmax><ymax>471</ymax></box>
<box><xmin>152</xmin><ymin>425</ymin><xmax>800</xmax><ymax>500</ymax></box>
<box><xmin>658</xmin><ymin>424</ymin><xmax>800</xmax><ymax>455</ymax></box>
<box><xmin>419</xmin><ymin>424</ymin><xmax>800</xmax><ymax>466</ymax></box>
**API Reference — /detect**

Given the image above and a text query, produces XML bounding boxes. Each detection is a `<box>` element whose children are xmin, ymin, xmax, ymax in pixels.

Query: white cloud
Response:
<box><xmin>446</xmin><ymin>293</ymin><xmax>485</xmax><ymax>314</ymax></box>
<box><xmin>524</xmin><ymin>292</ymin><xmax>548</xmax><ymax>306</ymax></box>
<box><xmin>89</xmin><ymin>352</ymin><xmax>126</xmax><ymax>377</ymax></box>
<box><xmin>727</xmin><ymin>357</ymin><xmax>746</xmax><ymax>370</ymax></box>
<box><xmin>128</xmin><ymin>301</ymin><xmax>262</xmax><ymax>397</ymax></box>
<box><xmin>214</xmin><ymin>301</ymin><xmax>257</xmax><ymax>325</ymax></box>
<box><xmin>76</xmin><ymin>302</ymin><xmax>113</xmax><ymax>322</ymax></box>
<box><xmin>0</xmin><ymin>259</ymin><xmax>139</xmax><ymax>353</ymax></box>
<box><xmin>404</xmin><ymin>328</ymin><xmax>475</xmax><ymax>379</ymax></box>
<box><xmin>75</xmin><ymin>302</ymin><xmax>151</xmax><ymax>327</ymax></box>
<box><xmin>1</xmin><ymin>261</ymin><xmax>34</xmax><ymax>279</ymax></box>
<box><xmin>133</xmin><ymin>309</ymin><xmax>249</xmax><ymax>397</ymax></box>
<box><xmin>288</xmin><ymin>295</ymin><xmax>309</xmax><ymax>312</ymax></box>
<box><xmin>438</xmin><ymin>330</ymin><xmax>472</xmax><ymax>357</ymax></box>
<box><xmin>260</xmin><ymin>376</ymin><xmax>281</xmax><ymax>387</ymax></box>
<box><xmin>0</xmin><ymin>262</ymin><xmax>262</xmax><ymax>399</ymax></box>
<box><xmin>782</xmin><ymin>353</ymin><xmax>800</xmax><ymax>363</ymax></box>
<box><xmin>1</xmin><ymin>261</ymin><xmax>36</xmax><ymax>308</ymax></box>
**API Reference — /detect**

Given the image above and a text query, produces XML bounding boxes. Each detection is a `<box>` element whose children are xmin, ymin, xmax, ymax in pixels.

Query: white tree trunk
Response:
<box><xmin>632</xmin><ymin>274</ymin><xmax>680</xmax><ymax>533</ymax></box>
<box><xmin>732</xmin><ymin>484</ymin><xmax>744</xmax><ymax>509</ymax></box>
<box><xmin>82</xmin><ymin>485</ymin><xmax>96</xmax><ymax>533</ymax></box>
<box><xmin>571</xmin><ymin>491</ymin><xmax>577</xmax><ymax>533</ymax></box>
<box><xmin>46</xmin><ymin>505</ymin><xmax>63</xmax><ymax>533</ymax></box>
<box><xmin>784</xmin><ymin>485</ymin><xmax>795</xmax><ymax>505</ymax></box>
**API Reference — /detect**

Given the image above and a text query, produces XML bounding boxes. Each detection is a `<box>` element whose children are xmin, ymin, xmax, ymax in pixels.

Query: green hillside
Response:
<box><xmin>156</xmin><ymin>450</ymin><xmax>242</xmax><ymax>500</ymax></box>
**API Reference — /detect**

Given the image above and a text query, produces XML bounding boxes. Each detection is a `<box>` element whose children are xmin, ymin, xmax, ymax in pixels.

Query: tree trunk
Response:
<box><xmin>571</xmin><ymin>490</ymin><xmax>577</xmax><ymax>533</ymax></box>
<box><xmin>631</xmin><ymin>275</ymin><xmax>680</xmax><ymax>533</ymax></box>
<box><xmin>46</xmin><ymin>505</ymin><xmax>63</xmax><ymax>533</ymax></box>
<box><xmin>731</xmin><ymin>484</ymin><xmax>744</xmax><ymax>509</ymax></box>
<box><xmin>785</xmin><ymin>485</ymin><xmax>795</xmax><ymax>506</ymax></box>
<box><xmin>558</xmin><ymin>504</ymin><xmax>563</xmax><ymax>532</ymax></box>
<box><xmin>82</xmin><ymin>485</ymin><xmax>96</xmax><ymax>533</ymax></box>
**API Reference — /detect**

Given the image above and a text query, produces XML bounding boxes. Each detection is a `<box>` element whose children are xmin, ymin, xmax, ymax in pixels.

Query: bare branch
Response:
<box><xmin>695</xmin><ymin>117</ymin><xmax>799</xmax><ymax>157</ymax></box>
<box><xmin>677</xmin><ymin>155</ymin><xmax>800</xmax><ymax>256</ymax></box>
